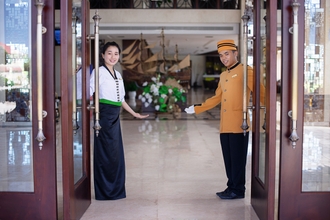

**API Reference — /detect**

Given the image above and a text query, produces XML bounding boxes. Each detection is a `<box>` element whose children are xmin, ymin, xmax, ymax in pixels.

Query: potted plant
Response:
<box><xmin>138</xmin><ymin>74</ymin><xmax>186</xmax><ymax>113</ymax></box>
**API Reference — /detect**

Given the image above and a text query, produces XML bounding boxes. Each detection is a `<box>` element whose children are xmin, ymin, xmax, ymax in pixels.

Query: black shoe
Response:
<box><xmin>216</xmin><ymin>188</ymin><xmax>230</xmax><ymax>198</ymax></box>
<box><xmin>218</xmin><ymin>191</ymin><xmax>244</xmax><ymax>200</ymax></box>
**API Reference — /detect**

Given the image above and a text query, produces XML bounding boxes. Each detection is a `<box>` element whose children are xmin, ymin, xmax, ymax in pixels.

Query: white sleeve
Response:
<box><xmin>90</xmin><ymin>69</ymin><xmax>95</xmax><ymax>96</ymax></box>
<box><xmin>76</xmin><ymin>69</ymin><xmax>82</xmax><ymax>99</ymax></box>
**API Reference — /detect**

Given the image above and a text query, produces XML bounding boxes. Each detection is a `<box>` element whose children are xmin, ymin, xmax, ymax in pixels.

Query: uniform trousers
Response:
<box><xmin>220</xmin><ymin>132</ymin><xmax>249</xmax><ymax>196</ymax></box>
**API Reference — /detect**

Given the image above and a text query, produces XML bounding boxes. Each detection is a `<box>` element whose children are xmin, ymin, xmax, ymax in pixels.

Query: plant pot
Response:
<box><xmin>128</xmin><ymin>91</ymin><xmax>136</xmax><ymax>99</ymax></box>
<box><xmin>128</xmin><ymin>91</ymin><xmax>136</xmax><ymax>106</ymax></box>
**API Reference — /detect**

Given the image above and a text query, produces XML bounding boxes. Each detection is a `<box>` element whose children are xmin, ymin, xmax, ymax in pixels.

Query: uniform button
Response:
<box><xmin>224</xmin><ymin>89</ymin><xmax>227</xmax><ymax>92</ymax></box>
<box><xmin>224</xmin><ymin>99</ymin><xmax>226</xmax><ymax>102</ymax></box>
<box><xmin>224</xmin><ymin>109</ymin><xmax>226</xmax><ymax>112</ymax></box>
<box><xmin>226</xmin><ymin>79</ymin><xmax>228</xmax><ymax>82</ymax></box>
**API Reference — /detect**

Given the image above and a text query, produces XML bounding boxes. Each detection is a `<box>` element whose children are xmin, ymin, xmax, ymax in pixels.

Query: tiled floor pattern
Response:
<box><xmin>82</xmin><ymin>119</ymin><xmax>259</xmax><ymax>220</ymax></box>
<box><xmin>81</xmin><ymin>88</ymin><xmax>259</xmax><ymax>220</ymax></box>
<box><xmin>2</xmin><ymin>88</ymin><xmax>329</xmax><ymax>219</ymax></box>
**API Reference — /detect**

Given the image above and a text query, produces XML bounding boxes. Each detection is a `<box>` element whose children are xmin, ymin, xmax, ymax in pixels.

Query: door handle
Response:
<box><xmin>240</xmin><ymin>11</ymin><xmax>250</xmax><ymax>136</ymax></box>
<box><xmin>35</xmin><ymin>0</ymin><xmax>46</xmax><ymax>150</ymax></box>
<box><xmin>72</xmin><ymin>11</ymin><xmax>79</xmax><ymax>134</ymax></box>
<box><xmin>288</xmin><ymin>0</ymin><xmax>300</xmax><ymax>148</ymax></box>
<box><xmin>90</xmin><ymin>11</ymin><xmax>102</xmax><ymax>137</ymax></box>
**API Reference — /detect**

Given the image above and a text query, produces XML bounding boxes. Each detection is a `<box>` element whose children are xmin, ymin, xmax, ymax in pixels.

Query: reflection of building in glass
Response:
<box><xmin>1</xmin><ymin>2</ymin><xmax>31</xmax><ymax>123</ymax></box>
<box><xmin>303</xmin><ymin>1</ymin><xmax>326</xmax><ymax>125</ymax></box>
<box><xmin>5</xmin><ymin>89</ymin><xmax>30</xmax><ymax>121</ymax></box>
<box><xmin>1</xmin><ymin>44</ymin><xmax>31</xmax><ymax>122</ymax></box>
<box><xmin>304</xmin><ymin>44</ymin><xmax>324</xmax><ymax>94</ymax></box>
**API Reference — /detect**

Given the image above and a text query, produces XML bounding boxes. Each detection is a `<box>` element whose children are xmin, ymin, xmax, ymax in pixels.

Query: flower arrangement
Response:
<box><xmin>138</xmin><ymin>74</ymin><xmax>186</xmax><ymax>113</ymax></box>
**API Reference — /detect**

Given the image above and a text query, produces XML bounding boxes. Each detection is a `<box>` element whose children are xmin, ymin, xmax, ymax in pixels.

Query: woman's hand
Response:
<box><xmin>134</xmin><ymin>113</ymin><xmax>149</xmax><ymax>119</ymax></box>
<box><xmin>121</xmin><ymin>101</ymin><xmax>149</xmax><ymax>119</ymax></box>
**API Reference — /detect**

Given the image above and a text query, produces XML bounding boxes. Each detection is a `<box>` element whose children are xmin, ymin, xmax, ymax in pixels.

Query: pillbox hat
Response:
<box><xmin>217</xmin><ymin>39</ymin><xmax>237</xmax><ymax>53</ymax></box>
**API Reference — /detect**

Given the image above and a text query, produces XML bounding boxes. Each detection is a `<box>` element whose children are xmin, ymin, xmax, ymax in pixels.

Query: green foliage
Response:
<box><xmin>124</xmin><ymin>80</ymin><xmax>138</xmax><ymax>91</ymax></box>
<box><xmin>139</xmin><ymin>74</ymin><xmax>186</xmax><ymax>113</ymax></box>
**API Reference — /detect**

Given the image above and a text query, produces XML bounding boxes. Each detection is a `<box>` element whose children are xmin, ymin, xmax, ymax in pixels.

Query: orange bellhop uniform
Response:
<box><xmin>194</xmin><ymin>63</ymin><xmax>265</xmax><ymax>133</ymax></box>
<box><xmin>187</xmin><ymin>38</ymin><xmax>267</xmax><ymax>199</ymax></box>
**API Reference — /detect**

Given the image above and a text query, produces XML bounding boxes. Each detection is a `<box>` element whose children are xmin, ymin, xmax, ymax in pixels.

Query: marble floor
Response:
<box><xmin>81</xmin><ymin>88</ymin><xmax>259</xmax><ymax>220</ymax></box>
<box><xmin>2</xmin><ymin>88</ymin><xmax>329</xmax><ymax>219</ymax></box>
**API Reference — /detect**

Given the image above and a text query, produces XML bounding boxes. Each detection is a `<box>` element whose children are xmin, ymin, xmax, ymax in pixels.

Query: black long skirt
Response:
<box><xmin>94</xmin><ymin>103</ymin><xmax>126</xmax><ymax>200</ymax></box>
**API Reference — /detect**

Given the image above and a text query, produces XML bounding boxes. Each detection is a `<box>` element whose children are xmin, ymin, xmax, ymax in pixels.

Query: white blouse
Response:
<box><xmin>90</xmin><ymin>66</ymin><xmax>125</xmax><ymax>103</ymax></box>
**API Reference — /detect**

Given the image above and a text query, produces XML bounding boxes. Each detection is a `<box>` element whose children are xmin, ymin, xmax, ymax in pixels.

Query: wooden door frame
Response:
<box><xmin>0</xmin><ymin>0</ymin><xmax>57</xmax><ymax>219</ymax></box>
<box><xmin>61</xmin><ymin>0</ymin><xmax>91</xmax><ymax>219</ymax></box>
<box><xmin>278</xmin><ymin>0</ymin><xmax>330</xmax><ymax>219</ymax></box>
<box><xmin>60</xmin><ymin>0</ymin><xmax>75</xmax><ymax>218</ymax></box>
<box><xmin>74</xmin><ymin>0</ymin><xmax>92</xmax><ymax>216</ymax></box>
<box><xmin>278</xmin><ymin>0</ymin><xmax>306</xmax><ymax>217</ymax></box>
<box><xmin>250</xmin><ymin>0</ymin><xmax>277</xmax><ymax>219</ymax></box>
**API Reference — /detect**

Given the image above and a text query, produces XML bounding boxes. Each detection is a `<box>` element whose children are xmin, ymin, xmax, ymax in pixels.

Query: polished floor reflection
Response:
<box><xmin>302</xmin><ymin>126</ymin><xmax>330</xmax><ymax>191</ymax></box>
<box><xmin>0</xmin><ymin>128</ymin><xmax>34</xmax><ymax>192</ymax></box>
<box><xmin>81</xmin><ymin>88</ymin><xmax>258</xmax><ymax>220</ymax></box>
<box><xmin>82</xmin><ymin>120</ymin><xmax>258</xmax><ymax>220</ymax></box>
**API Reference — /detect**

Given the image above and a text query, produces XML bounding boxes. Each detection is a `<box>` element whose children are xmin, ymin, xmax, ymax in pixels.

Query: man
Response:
<box><xmin>185</xmin><ymin>39</ymin><xmax>265</xmax><ymax>199</ymax></box>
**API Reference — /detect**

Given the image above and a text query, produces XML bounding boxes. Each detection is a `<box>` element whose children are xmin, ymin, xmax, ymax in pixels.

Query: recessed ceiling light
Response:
<box><xmin>205</xmin><ymin>36</ymin><xmax>213</xmax><ymax>38</ymax></box>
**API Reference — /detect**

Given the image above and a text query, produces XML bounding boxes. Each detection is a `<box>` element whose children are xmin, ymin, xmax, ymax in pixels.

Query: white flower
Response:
<box><xmin>141</xmin><ymin>97</ymin><xmax>146</xmax><ymax>103</ymax></box>
<box><xmin>142</xmin><ymin>81</ymin><xmax>148</xmax><ymax>86</ymax></box>
<box><xmin>150</xmin><ymin>84</ymin><xmax>156</xmax><ymax>90</ymax></box>
<box><xmin>246</xmin><ymin>0</ymin><xmax>253</xmax><ymax>7</ymax></box>
<box><xmin>151</xmin><ymin>85</ymin><xmax>159</xmax><ymax>95</ymax></box>
<box><xmin>161</xmin><ymin>94</ymin><xmax>167</xmax><ymax>99</ymax></box>
<box><xmin>168</xmin><ymin>88</ymin><xmax>173</xmax><ymax>94</ymax></box>
<box><xmin>155</xmin><ymin>105</ymin><xmax>160</xmax><ymax>111</ymax></box>
<box><xmin>144</xmin><ymin>102</ymin><xmax>150</xmax><ymax>107</ymax></box>
<box><xmin>151</xmin><ymin>77</ymin><xmax>157</xmax><ymax>82</ymax></box>
<box><xmin>145</xmin><ymin>93</ymin><xmax>152</xmax><ymax>99</ymax></box>
<box><xmin>148</xmin><ymin>98</ymin><xmax>152</xmax><ymax>103</ymax></box>
<box><xmin>138</xmin><ymin>94</ymin><xmax>142</xmax><ymax>99</ymax></box>
<box><xmin>157</xmin><ymin>82</ymin><xmax>163</xmax><ymax>86</ymax></box>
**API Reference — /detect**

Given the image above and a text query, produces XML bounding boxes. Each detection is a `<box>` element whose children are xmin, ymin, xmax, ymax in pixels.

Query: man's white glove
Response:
<box><xmin>185</xmin><ymin>105</ymin><xmax>195</xmax><ymax>114</ymax></box>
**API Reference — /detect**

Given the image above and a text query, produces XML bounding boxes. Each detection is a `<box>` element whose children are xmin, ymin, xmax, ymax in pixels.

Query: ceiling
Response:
<box><xmin>98</xmin><ymin>23</ymin><xmax>240</xmax><ymax>57</ymax></box>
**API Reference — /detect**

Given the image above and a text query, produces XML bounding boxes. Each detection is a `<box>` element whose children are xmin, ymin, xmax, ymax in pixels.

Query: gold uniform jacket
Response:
<box><xmin>194</xmin><ymin>63</ymin><xmax>265</xmax><ymax>134</ymax></box>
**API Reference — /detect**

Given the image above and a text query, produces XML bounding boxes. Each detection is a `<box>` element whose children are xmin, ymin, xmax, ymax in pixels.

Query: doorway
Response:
<box><xmin>251</xmin><ymin>0</ymin><xmax>330</xmax><ymax>219</ymax></box>
<box><xmin>0</xmin><ymin>1</ymin><xmax>92</xmax><ymax>219</ymax></box>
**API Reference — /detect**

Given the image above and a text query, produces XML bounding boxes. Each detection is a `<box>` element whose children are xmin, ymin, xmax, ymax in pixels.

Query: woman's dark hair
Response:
<box><xmin>102</xmin><ymin>41</ymin><xmax>121</xmax><ymax>55</ymax></box>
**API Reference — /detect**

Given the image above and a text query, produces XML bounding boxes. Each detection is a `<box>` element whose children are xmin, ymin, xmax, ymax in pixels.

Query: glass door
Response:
<box><xmin>0</xmin><ymin>1</ymin><xmax>58</xmax><ymax>219</ymax></box>
<box><xmin>278</xmin><ymin>0</ymin><xmax>330</xmax><ymax>219</ymax></box>
<box><xmin>60</xmin><ymin>0</ymin><xmax>91</xmax><ymax>219</ymax></box>
<box><xmin>250</xmin><ymin>0</ymin><xmax>278</xmax><ymax>219</ymax></box>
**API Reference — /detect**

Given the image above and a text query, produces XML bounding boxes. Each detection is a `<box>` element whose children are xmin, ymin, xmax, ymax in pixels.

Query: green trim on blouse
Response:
<box><xmin>99</xmin><ymin>99</ymin><xmax>122</xmax><ymax>106</ymax></box>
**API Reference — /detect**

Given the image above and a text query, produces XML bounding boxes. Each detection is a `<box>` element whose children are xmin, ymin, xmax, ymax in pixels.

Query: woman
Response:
<box><xmin>90</xmin><ymin>41</ymin><xmax>149</xmax><ymax>200</ymax></box>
